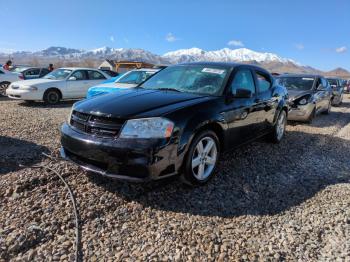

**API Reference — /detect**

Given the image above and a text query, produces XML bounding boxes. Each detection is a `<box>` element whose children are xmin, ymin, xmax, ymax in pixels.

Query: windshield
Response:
<box><xmin>276</xmin><ymin>77</ymin><xmax>315</xmax><ymax>91</ymax></box>
<box><xmin>140</xmin><ymin>65</ymin><xmax>228</xmax><ymax>95</ymax></box>
<box><xmin>43</xmin><ymin>69</ymin><xmax>72</xmax><ymax>80</ymax></box>
<box><xmin>327</xmin><ymin>79</ymin><xmax>337</xmax><ymax>86</ymax></box>
<box><xmin>117</xmin><ymin>71</ymin><xmax>155</xmax><ymax>84</ymax></box>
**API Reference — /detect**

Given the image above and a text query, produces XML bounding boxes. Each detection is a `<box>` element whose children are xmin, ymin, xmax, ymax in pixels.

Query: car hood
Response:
<box><xmin>288</xmin><ymin>89</ymin><xmax>313</xmax><ymax>101</ymax></box>
<box><xmin>75</xmin><ymin>89</ymin><xmax>212</xmax><ymax>118</ymax></box>
<box><xmin>14</xmin><ymin>78</ymin><xmax>61</xmax><ymax>86</ymax></box>
<box><xmin>90</xmin><ymin>82</ymin><xmax>137</xmax><ymax>89</ymax></box>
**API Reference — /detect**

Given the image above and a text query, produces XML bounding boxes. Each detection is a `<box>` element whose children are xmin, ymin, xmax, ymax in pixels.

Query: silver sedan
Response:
<box><xmin>276</xmin><ymin>74</ymin><xmax>332</xmax><ymax>123</ymax></box>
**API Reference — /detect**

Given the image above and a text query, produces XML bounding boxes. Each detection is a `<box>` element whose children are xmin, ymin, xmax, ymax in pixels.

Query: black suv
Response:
<box><xmin>60</xmin><ymin>63</ymin><xmax>288</xmax><ymax>185</ymax></box>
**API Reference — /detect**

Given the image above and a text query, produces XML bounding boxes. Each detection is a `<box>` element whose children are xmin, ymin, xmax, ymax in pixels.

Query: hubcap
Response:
<box><xmin>48</xmin><ymin>92</ymin><xmax>59</xmax><ymax>103</ymax></box>
<box><xmin>191</xmin><ymin>137</ymin><xmax>217</xmax><ymax>181</ymax></box>
<box><xmin>0</xmin><ymin>83</ymin><xmax>9</xmax><ymax>96</ymax></box>
<box><xmin>276</xmin><ymin>112</ymin><xmax>286</xmax><ymax>140</ymax></box>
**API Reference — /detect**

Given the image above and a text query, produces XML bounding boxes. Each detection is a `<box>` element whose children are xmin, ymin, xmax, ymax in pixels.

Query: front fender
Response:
<box><xmin>273</xmin><ymin>89</ymin><xmax>289</xmax><ymax>124</ymax></box>
<box><xmin>177</xmin><ymin>111</ymin><xmax>226</xmax><ymax>157</ymax></box>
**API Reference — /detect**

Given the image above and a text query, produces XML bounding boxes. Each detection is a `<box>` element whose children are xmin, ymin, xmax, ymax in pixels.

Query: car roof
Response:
<box><xmin>176</xmin><ymin>62</ymin><xmax>270</xmax><ymax>73</ymax></box>
<box><xmin>277</xmin><ymin>73</ymin><xmax>323</xmax><ymax>78</ymax></box>
<box><xmin>131</xmin><ymin>68</ymin><xmax>160</xmax><ymax>72</ymax></box>
<box><xmin>18</xmin><ymin>67</ymin><xmax>43</xmax><ymax>71</ymax></box>
<box><xmin>60</xmin><ymin>67</ymin><xmax>103</xmax><ymax>70</ymax></box>
<box><xmin>325</xmin><ymin>77</ymin><xmax>339</xmax><ymax>80</ymax></box>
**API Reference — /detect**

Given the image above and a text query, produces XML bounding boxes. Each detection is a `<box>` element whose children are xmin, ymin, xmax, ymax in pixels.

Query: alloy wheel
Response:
<box><xmin>191</xmin><ymin>136</ymin><xmax>218</xmax><ymax>181</ymax></box>
<box><xmin>0</xmin><ymin>82</ymin><xmax>9</xmax><ymax>96</ymax></box>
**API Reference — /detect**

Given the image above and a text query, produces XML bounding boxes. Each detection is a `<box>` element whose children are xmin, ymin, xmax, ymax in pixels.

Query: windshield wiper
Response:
<box><xmin>157</xmin><ymin>88</ymin><xmax>181</xmax><ymax>92</ymax></box>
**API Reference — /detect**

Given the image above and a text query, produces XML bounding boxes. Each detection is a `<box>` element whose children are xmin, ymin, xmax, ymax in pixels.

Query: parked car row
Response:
<box><xmin>2</xmin><ymin>62</ymin><xmax>348</xmax><ymax>185</ymax></box>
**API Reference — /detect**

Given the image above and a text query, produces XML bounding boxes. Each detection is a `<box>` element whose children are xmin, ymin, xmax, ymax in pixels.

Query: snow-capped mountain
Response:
<box><xmin>1</xmin><ymin>46</ymin><xmax>298</xmax><ymax>64</ymax></box>
<box><xmin>163</xmin><ymin>47</ymin><xmax>298</xmax><ymax>64</ymax></box>
<box><xmin>1</xmin><ymin>46</ymin><xmax>348</xmax><ymax>77</ymax></box>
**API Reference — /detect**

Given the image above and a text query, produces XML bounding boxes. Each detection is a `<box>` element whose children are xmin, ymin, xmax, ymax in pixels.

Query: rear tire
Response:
<box><xmin>269</xmin><ymin>110</ymin><xmax>287</xmax><ymax>144</ymax></box>
<box><xmin>181</xmin><ymin>130</ymin><xmax>220</xmax><ymax>186</ymax></box>
<box><xmin>0</xmin><ymin>81</ymin><xmax>10</xmax><ymax>96</ymax></box>
<box><xmin>43</xmin><ymin>89</ymin><xmax>61</xmax><ymax>105</ymax></box>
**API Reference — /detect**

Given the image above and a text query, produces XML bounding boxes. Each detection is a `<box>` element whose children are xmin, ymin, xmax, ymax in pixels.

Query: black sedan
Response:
<box><xmin>60</xmin><ymin>63</ymin><xmax>289</xmax><ymax>185</ymax></box>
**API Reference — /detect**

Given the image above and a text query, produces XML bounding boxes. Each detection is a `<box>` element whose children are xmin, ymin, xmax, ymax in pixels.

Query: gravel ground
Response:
<box><xmin>0</xmin><ymin>97</ymin><xmax>349</xmax><ymax>261</ymax></box>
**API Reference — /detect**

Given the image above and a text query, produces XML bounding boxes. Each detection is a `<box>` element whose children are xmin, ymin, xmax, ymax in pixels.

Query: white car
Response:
<box><xmin>6</xmin><ymin>67</ymin><xmax>110</xmax><ymax>104</ymax></box>
<box><xmin>0</xmin><ymin>68</ymin><xmax>22</xmax><ymax>96</ymax></box>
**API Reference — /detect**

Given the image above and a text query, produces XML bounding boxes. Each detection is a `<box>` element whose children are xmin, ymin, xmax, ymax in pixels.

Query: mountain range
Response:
<box><xmin>1</xmin><ymin>46</ymin><xmax>349</xmax><ymax>78</ymax></box>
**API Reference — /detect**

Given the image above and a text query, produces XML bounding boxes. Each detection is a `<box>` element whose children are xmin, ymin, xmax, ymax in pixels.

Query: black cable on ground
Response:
<box><xmin>19</xmin><ymin>154</ymin><xmax>82</xmax><ymax>262</ymax></box>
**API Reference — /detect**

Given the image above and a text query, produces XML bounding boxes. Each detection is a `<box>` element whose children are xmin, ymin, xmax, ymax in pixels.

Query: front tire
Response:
<box><xmin>43</xmin><ymin>89</ymin><xmax>60</xmax><ymax>105</ymax></box>
<box><xmin>0</xmin><ymin>81</ymin><xmax>10</xmax><ymax>96</ymax></box>
<box><xmin>269</xmin><ymin>110</ymin><xmax>287</xmax><ymax>143</ymax></box>
<box><xmin>181</xmin><ymin>130</ymin><xmax>220</xmax><ymax>186</ymax></box>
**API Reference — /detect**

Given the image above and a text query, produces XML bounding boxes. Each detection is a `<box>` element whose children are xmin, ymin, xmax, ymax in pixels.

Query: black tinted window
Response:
<box><xmin>256</xmin><ymin>72</ymin><xmax>271</xmax><ymax>92</ymax></box>
<box><xmin>40</xmin><ymin>69</ymin><xmax>50</xmax><ymax>77</ymax></box>
<box><xmin>231</xmin><ymin>69</ymin><xmax>255</xmax><ymax>95</ymax></box>
<box><xmin>88</xmin><ymin>70</ymin><xmax>106</xmax><ymax>80</ymax></box>
<box><xmin>25</xmin><ymin>69</ymin><xmax>40</xmax><ymax>76</ymax></box>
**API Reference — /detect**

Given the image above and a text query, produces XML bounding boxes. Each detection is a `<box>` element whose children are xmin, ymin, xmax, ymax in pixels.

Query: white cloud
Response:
<box><xmin>110</xmin><ymin>36</ymin><xmax>115</xmax><ymax>42</ymax></box>
<box><xmin>227</xmin><ymin>40</ymin><xmax>244</xmax><ymax>47</ymax></box>
<box><xmin>165</xmin><ymin>33</ymin><xmax>178</xmax><ymax>42</ymax></box>
<box><xmin>295</xmin><ymin>43</ymin><xmax>304</xmax><ymax>50</ymax></box>
<box><xmin>335</xmin><ymin>46</ymin><xmax>347</xmax><ymax>53</ymax></box>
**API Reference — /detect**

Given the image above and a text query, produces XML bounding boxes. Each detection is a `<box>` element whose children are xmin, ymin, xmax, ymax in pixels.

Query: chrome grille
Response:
<box><xmin>70</xmin><ymin>110</ymin><xmax>125</xmax><ymax>138</ymax></box>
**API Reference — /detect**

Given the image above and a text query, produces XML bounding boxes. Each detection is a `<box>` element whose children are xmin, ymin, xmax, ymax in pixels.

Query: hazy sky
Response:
<box><xmin>0</xmin><ymin>0</ymin><xmax>349</xmax><ymax>70</ymax></box>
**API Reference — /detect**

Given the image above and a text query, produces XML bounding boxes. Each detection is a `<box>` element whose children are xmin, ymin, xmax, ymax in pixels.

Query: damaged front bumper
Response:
<box><xmin>60</xmin><ymin>123</ymin><xmax>180</xmax><ymax>182</ymax></box>
<box><xmin>287</xmin><ymin>103</ymin><xmax>315</xmax><ymax>121</ymax></box>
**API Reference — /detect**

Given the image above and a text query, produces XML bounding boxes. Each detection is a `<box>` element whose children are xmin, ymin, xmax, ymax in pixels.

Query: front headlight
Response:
<box><xmin>299</xmin><ymin>98</ymin><xmax>308</xmax><ymax>105</ymax></box>
<box><xmin>67</xmin><ymin>109</ymin><xmax>73</xmax><ymax>125</ymax></box>
<box><xmin>120</xmin><ymin>117</ymin><xmax>174</xmax><ymax>139</ymax></box>
<box><xmin>20</xmin><ymin>86</ymin><xmax>38</xmax><ymax>91</ymax></box>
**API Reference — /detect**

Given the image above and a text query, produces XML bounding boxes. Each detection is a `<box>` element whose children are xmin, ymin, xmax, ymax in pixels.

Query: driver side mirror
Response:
<box><xmin>232</xmin><ymin>88</ymin><xmax>252</xmax><ymax>98</ymax></box>
<box><xmin>68</xmin><ymin>76</ymin><xmax>77</xmax><ymax>81</ymax></box>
